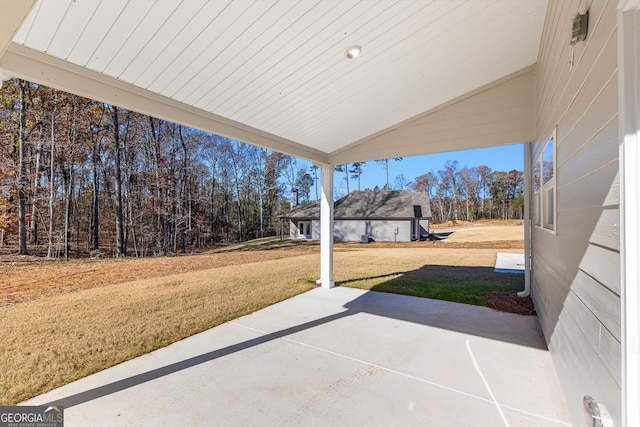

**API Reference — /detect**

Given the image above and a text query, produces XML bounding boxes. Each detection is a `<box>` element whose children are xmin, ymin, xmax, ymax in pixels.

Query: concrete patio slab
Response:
<box><xmin>23</xmin><ymin>287</ymin><xmax>571</xmax><ymax>426</ymax></box>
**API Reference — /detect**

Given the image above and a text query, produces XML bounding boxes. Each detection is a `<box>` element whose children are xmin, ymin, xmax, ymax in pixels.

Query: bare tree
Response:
<box><xmin>0</xmin><ymin>79</ymin><xmax>334</xmax><ymax>256</ymax></box>
<box><xmin>349</xmin><ymin>162</ymin><xmax>366</xmax><ymax>191</ymax></box>
<box><xmin>29</xmin><ymin>129</ymin><xmax>44</xmax><ymax>245</ymax></box>
<box><xmin>47</xmin><ymin>90</ymin><xmax>58</xmax><ymax>258</ymax></box>
<box><xmin>376</xmin><ymin>158</ymin><xmax>403</xmax><ymax>189</ymax></box>
<box><xmin>87</xmin><ymin>101</ymin><xmax>106</xmax><ymax>251</ymax></box>
<box><xmin>310</xmin><ymin>164</ymin><xmax>319</xmax><ymax>200</ymax></box>
<box><xmin>16</xmin><ymin>79</ymin><xmax>29</xmax><ymax>254</ymax></box>
<box><xmin>477</xmin><ymin>165</ymin><xmax>492</xmax><ymax>218</ymax></box>
<box><xmin>438</xmin><ymin>160</ymin><xmax>460</xmax><ymax>221</ymax></box>
<box><xmin>458</xmin><ymin>166</ymin><xmax>480</xmax><ymax>220</ymax></box>
<box><xmin>334</xmin><ymin>164</ymin><xmax>350</xmax><ymax>194</ymax></box>
<box><xmin>111</xmin><ymin>106</ymin><xmax>126</xmax><ymax>256</ymax></box>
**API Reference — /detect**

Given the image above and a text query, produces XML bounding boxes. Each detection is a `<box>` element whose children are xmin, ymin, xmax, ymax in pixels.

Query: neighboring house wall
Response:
<box><xmin>285</xmin><ymin>191</ymin><xmax>431</xmax><ymax>242</ymax></box>
<box><xmin>333</xmin><ymin>220</ymin><xmax>411</xmax><ymax>242</ymax></box>
<box><xmin>532</xmin><ymin>0</ymin><xmax>620</xmax><ymax>424</ymax></box>
<box><xmin>289</xmin><ymin>220</ymin><xmax>312</xmax><ymax>239</ymax></box>
<box><xmin>419</xmin><ymin>219</ymin><xmax>429</xmax><ymax>239</ymax></box>
<box><xmin>293</xmin><ymin>219</ymin><xmax>429</xmax><ymax>242</ymax></box>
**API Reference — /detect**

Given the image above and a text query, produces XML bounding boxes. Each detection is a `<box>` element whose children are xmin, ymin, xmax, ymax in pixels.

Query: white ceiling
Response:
<box><xmin>2</xmin><ymin>0</ymin><xmax>548</xmax><ymax>163</ymax></box>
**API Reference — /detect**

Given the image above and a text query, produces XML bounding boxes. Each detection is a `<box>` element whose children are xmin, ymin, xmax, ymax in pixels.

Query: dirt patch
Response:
<box><xmin>431</xmin><ymin>219</ymin><xmax>523</xmax><ymax>229</ymax></box>
<box><xmin>481</xmin><ymin>290</ymin><xmax>536</xmax><ymax>316</ymax></box>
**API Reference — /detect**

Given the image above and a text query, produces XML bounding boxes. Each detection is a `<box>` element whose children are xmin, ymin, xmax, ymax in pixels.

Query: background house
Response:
<box><xmin>282</xmin><ymin>190</ymin><xmax>431</xmax><ymax>242</ymax></box>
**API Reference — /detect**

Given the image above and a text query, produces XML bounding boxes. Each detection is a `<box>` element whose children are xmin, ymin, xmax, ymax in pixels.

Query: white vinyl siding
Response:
<box><xmin>308</xmin><ymin>219</ymin><xmax>428</xmax><ymax>242</ymax></box>
<box><xmin>532</xmin><ymin>0</ymin><xmax>620</xmax><ymax>425</ymax></box>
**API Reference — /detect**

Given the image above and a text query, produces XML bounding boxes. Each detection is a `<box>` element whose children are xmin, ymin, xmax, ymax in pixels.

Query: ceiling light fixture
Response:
<box><xmin>345</xmin><ymin>45</ymin><xmax>361</xmax><ymax>59</ymax></box>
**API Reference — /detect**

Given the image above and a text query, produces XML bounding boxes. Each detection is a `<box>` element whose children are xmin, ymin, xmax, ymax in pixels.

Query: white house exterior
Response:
<box><xmin>283</xmin><ymin>190</ymin><xmax>431</xmax><ymax>242</ymax></box>
<box><xmin>529</xmin><ymin>1</ymin><xmax>623</xmax><ymax>423</ymax></box>
<box><xmin>1</xmin><ymin>1</ymin><xmax>639</xmax><ymax>425</ymax></box>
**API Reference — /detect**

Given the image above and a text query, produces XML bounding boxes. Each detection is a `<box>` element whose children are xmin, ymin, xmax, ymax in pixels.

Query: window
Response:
<box><xmin>299</xmin><ymin>221</ymin><xmax>311</xmax><ymax>238</ymax></box>
<box><xmin>533</xmin><ymin>159</ymin><xmax>541</xmax><ymax>226</ymax></box>
<box><xmin>533</xmin><ymin>130</ymin><xmax>556</xmax><ymax>232</ymax></box>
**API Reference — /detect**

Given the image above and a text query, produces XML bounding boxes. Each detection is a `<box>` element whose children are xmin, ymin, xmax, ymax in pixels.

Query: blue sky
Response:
<box><xmin>297</xmin><ymin>143</ymin><xmax>524</xmax><ymax>199</ymax></box>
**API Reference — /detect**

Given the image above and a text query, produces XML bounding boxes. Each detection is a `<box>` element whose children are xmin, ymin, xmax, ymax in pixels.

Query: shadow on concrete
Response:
<box><xmin>43</xmin><ymin>278</ymin><xmax>542</xmax><ymax>410</ymax></box>
<box><xmin>43</xmin><ymin>310</ymin><xmax>352</xmax><ymax>409</ymax></box>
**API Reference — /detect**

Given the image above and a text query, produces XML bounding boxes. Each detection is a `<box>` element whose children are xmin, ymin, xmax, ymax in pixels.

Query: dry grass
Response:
<box><xmin>0</xmin><ymin>243</ymin><xmax>318</xmax><ymax>306</ymax></box>
<box><xmin>0</xmin><ymin>224</ymin><xmax>524</xmax><ymax>405</ymax></box>
<box><xmin>1</xmin><ymin>256</ymin><xmax>318</xmax><ymax>405</ymax></box>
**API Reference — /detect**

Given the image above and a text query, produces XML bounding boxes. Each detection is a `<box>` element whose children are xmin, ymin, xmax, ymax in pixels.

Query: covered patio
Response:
<box><xmin>25</xmin><ymin>287</ymin><xmax>569</xmax><ymax>426</ymax></box>
<box><xmin>2</xmin><ymin>1</ymin><xmax>639</xmax><ymax>425</ymax></box>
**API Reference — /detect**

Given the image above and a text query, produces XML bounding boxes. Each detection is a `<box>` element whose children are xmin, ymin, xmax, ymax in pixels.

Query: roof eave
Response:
<box><xmin>0</xmin><ymin>43</ymin><xmax>330</xmax><ymax>164</ymax></box>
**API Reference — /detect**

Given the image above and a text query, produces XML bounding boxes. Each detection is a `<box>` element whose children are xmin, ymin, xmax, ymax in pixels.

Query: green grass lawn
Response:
<box><xmin>337</xmin><ymin>264</ymin><xmax>524</xmax><ymax>307</ymax></box>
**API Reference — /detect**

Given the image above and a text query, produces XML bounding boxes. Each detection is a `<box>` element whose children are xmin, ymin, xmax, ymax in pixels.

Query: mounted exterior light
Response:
<box><xmin>570</xmin><ymin>11</ymin><xmax>588</xmax><ymax>45</ymax></box>
<box><xmin>345</xmin><ymin>45</ymin><xmax>361</xmax><ymax>59</ymax></box>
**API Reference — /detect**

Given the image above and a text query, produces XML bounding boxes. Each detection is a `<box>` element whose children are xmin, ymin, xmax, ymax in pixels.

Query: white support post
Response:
<box><xmin>519</xmin><ymin>142</ymin><xmax>532</xmax><ymax>297</ymax></box>
<box><xmin>319</xmin><ymin>163</ymin><xmax>335</xmax><ymax>288</ymax></box>
<box><xmin>618</xmin><ymin>2</ymin><xmax>640</xmax><ymax>426</ymax></box>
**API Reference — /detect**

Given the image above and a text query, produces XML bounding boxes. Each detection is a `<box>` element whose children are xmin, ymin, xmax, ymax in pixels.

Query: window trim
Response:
<box><xmin>298</xmin><ymin>221</ymin><xmax>312</xmax><ymax>238</ymax></box>
<box><xmin>534</xmin><ymin>128</ymin><xmax>557</xmax><ymax>234</ymax></box>
<box><xmin>533</xmin><ymin>151</ymin><xmax>542</xmax><ymax>227</ymax></box>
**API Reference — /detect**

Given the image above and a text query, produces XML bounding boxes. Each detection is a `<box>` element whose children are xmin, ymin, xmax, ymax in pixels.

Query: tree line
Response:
<box><xmin>1</xmin><ymin>79</ymin><xmax>523</xmax><ymax>258</ymax></box>
<box><xmin>332</xmin><ymin>159</ymin><xmax>524</xmax><ymax>223</ymax></box>
<box><xmin>409</xmin><ymin>160</ymin><xmax>524</xmax><ymax>223</ymax></box>
<box><xmin>0</xmin><ymin>79</ymin><xmax>317</xmax><ymax>258</ymax></box>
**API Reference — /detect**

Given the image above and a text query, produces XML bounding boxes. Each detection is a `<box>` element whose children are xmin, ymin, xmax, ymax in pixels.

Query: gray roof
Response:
<box><xmin>282</xmin><ymin>190</ymin><xmax>432</xmax><ymax>220</ymax></box>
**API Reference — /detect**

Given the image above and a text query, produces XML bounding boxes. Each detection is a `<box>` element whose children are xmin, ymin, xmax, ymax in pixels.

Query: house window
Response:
<box><xmin>533</xmin><ymin>130</ymin><xmax>556</xmax><ymax>232</ymax></box>
<box><xmin>533</xmin><ymin>159</ymin><xmax>541</xmax><ymax>227</ymax></box>
<box><xmin>299</xmin><ymin>221</ymin><xmax>311</xmax><ymax>238</ymax></box>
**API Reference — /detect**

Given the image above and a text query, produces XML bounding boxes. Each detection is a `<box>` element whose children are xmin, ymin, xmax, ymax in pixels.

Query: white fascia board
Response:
<box><xmin>0</xmin><ymin>43</ymin><xmax>329</xmax><ymax>164</ymax></box>
<box><xmin>0</xmin><ymin>1</ymin><xmax>36</xmax><ymax>58</ymax></box>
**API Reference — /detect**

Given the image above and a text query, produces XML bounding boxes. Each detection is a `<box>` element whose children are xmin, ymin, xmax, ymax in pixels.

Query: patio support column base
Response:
<box><xmin>319</xmin><ymin>163</ymin><xmax>335</xmax><ymax>288</ymax></box>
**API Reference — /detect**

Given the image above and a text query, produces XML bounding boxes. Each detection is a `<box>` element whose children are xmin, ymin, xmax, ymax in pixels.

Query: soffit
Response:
<box><xmin>6</xmin><ymin>0</ymin><xmax>547</xmax><ymax>161</ymax></box>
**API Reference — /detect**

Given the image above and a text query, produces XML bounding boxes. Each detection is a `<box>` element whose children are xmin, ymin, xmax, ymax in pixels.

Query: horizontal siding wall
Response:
<box><xmin>308</xmin><ymin>219</ymin><xmax>425</xmax><ymax>242</ymax></box>
<box><xmin>532</xmin><ymin>0</ymin><xmax>620</xmax><ymax>425</ymax></box>
<box><xmin>334</xmin><ymin>220</ymin><xmax>411</xmax><ymax>242</ymax></box>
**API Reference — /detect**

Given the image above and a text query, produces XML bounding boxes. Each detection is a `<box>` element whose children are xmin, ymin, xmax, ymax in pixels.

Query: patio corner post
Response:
<box><xmin>319</xmin><ymin>163</ymin><xmax>335</xmax><ymax>288</ymax></box>
<box><xmin>619</xmin><ymin>1</ymin><xmax>640</xmax><ymax>426</ymax></box>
